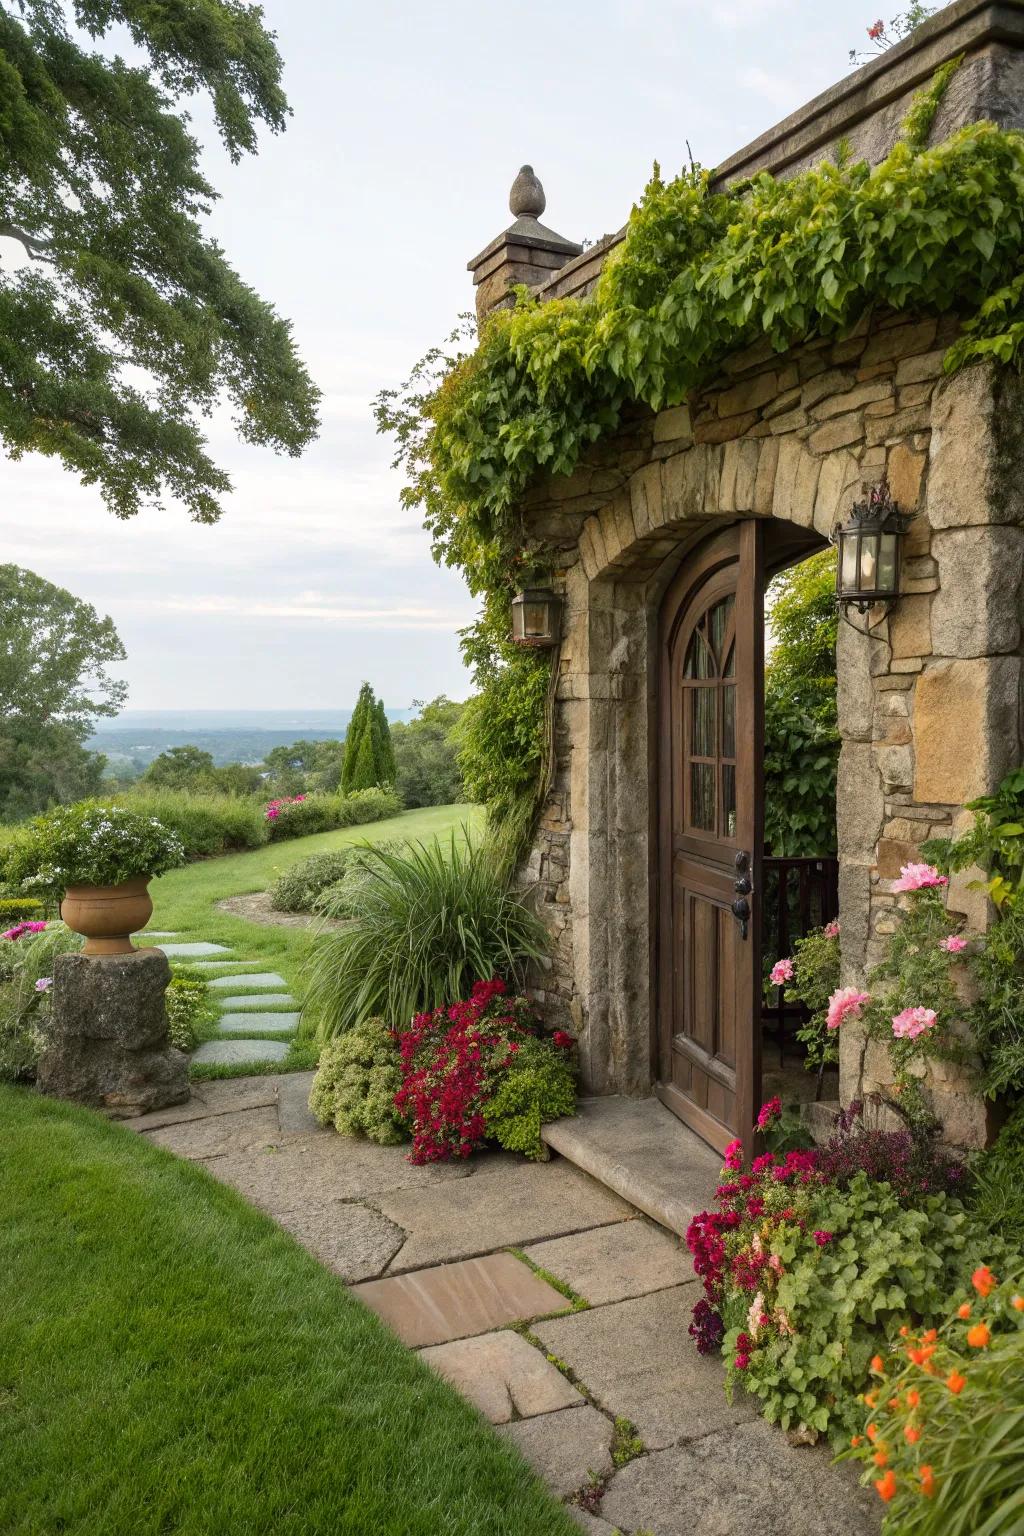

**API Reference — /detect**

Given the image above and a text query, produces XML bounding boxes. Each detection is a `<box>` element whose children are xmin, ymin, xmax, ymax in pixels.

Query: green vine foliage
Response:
<box><xmin>783</xmin><ymin>925</ymin><xmax>841</xmax><ymax>1070</ymax></box>
<box><xmin>377</xmin><ymin>63</ymin><xmax>1024</xmax><ymax>828</ymax></box>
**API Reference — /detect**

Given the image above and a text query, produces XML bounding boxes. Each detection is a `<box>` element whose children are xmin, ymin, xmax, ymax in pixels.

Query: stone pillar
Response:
<box><xmin>37</xmin><ymin>948</ymin><xmax>189</xmax><ymax>1117</ymax></box>
<box><xmin>467</xmin><ymin>165</ymin><xmax>582</xmax><ymax>322</ymax></box>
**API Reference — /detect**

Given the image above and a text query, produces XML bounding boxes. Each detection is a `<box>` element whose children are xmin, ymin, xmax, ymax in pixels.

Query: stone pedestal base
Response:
<box><xmin>38</xmin><ymin>948</ymin><xmax>189</xmax><ymax>1117</ymax></box>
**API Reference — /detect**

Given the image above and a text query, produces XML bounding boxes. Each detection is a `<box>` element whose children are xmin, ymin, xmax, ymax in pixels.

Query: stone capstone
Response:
<box><xmin>38</xmin><ymin>948</ymin><xmax>189</xmax><ymax>1117</ymax></box>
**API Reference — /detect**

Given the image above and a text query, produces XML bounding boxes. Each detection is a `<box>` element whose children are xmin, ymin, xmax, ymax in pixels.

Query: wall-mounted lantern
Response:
<box><xmin>511</xmin><ymin>588</ymin><xmax>561</xmax><ymax>648</ymax></box>
<box><xmin>832</xmin><ymin>476</ymin><xmax>912</xmax><ymax>614</ymax></box>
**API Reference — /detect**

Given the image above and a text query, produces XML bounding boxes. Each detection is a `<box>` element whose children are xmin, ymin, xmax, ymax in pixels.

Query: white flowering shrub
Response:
<box><xmin>1</xmin><ymin>803</ymin><xmax>186</xmax><ymax>898</ymax></box>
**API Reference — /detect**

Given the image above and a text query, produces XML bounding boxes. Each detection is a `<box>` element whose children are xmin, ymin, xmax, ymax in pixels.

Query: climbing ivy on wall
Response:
<box><xmin>377</xmin><ymin>60</ymin><xmax>1024</xmax><ymax>833</ymax></box>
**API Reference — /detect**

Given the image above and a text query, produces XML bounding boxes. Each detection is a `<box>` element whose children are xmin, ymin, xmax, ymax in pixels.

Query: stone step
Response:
<box><xmin>217</xmin><ymin>1013</ymin><xmax>300</xmax><ymax>1034</ymax></box>
<box><xmin>208</xmin><ymin>971</ymin><xmax>288</xmax><ymax>990</ymax></box>
<box><xmin>192</xmin><ymin>1039</ymin><xmax>290</xmax><ymax>1066</ymax></box>
<box><xmin>540</xmin><ymin>1096</ymin><xmax>721</xmax><ymax>1238</ymax></box>
<box><xmin>188</xmin><ymin>960</ymin><xmax>260</xmax><ymax>971</ymax></box>
<box><xmin>156</xmin><ymin>941</ymin><xmax>234</xmax><ymax>958</ymax></box>
<box><xmin>219</xmin><ymin>992</ymin><xmax>295</xmax><ymax>1010</ymax></box>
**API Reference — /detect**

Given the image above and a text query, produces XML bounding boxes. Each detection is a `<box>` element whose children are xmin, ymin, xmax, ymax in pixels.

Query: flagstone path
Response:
<box><xmin>142</xmin><ymin>933</ymin><xmax>302</xmax><ymax>1069</ymax></box>
<box><xmin>123</xmin><ymin>1074</ymin><xmax>881</xmax><ymax>1536</ymax></box>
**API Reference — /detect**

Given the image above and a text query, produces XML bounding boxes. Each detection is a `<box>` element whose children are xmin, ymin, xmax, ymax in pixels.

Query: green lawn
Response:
<box><xmin>0</xmin><ymin>1087</ymin><xmax>577</xmax><ymax>1536</ymax></box>
<box><xmin>140</xmin><ymin>804</ymin><xmax>482</xmax><ymax>1069</ymax></box>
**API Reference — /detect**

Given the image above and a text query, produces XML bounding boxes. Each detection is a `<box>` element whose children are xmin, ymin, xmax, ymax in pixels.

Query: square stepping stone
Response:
<box><xmin>497</xmin><ymin>1406</ymin><xmax>613</xmax><ymax>1499</ymax></box>
<box><xmin>157</xmin><ymin>942</ymin><xmax>233</xmax><ymax>958</ymax></box>
<box><xmin>189</xmin><ymin>960</ymin><xmax>259</xmax><ymax>970</ymax></box>
<box><xmin>351</xmin><ymin>1251</ymin><xmax>568</xmax><ymax>1348</ymax></box>
<box><xmin>219</xmin><ymin>993</ymin><xmax>295</xmax><ymax>1010</ymax></box>
<box><xmin>524</xmin><ymin>1218</ymin><xmax>691</xmax><ymax>1305</ymax></box>
<box><xmin>192</xmin><ymin>1039</ymin><xmax>290</xmax><ymax>1066</ymax></box>
<box><xmin>217</xmin><ymin>1013</ymin><xmax>299</xmax><ymax>1034</ymax></box>
<box><xmin>208</xmin><ymin>972</ymin><xmax>288</xmax><ymax>990</ymax></box>
<box><xmin>419</xmin><ymin>1330</ymin><xmax>583</xmax><ymax>1423</ymax></box>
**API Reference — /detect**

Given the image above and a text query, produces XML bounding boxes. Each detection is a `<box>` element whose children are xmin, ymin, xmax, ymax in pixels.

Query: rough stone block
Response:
<box><xmin>927</xmin><ymin>365</ymin><xmax>998</xmax><ymax>528</ymax></box>
<box><xmin>653</xmin><ymin>404</ymin><xmax>692</xmax><ymax>443</ymax></box>
<box><xmin>913</xmin><ymin>657</ymin><xmax>1021</xmax><ymax>804</ymax></box>
<box><xmin>38</xmin><ymin>948</ymin><xmax>189</xmax><ymax>1117</ymax></box>
<box><xmin>718</xmin><ymin>371</ymin><xmax>777</xmax><ymax>417</ymax></box>
<box><xmin>861</xmin><ymin>320</ymin><xmax>937</xmax><ymax>366</ymax></box>
<box><xmin>888</xmin><ymin>593</ymin><xmax>932</xmax><ymax>659</ymax></box>
<box><xmin>807</xmin><ymin>412</ymin><xmax>865</xmax><ymax>455</ymax></box>
<box><xmin>931</xmin><ymin>527</ymin><xmax>1024</xmax><ymax>657</ymax></box>
<box><xmin>810</xmin><ymin>378</ymin><xmax>892</xmax><ymax>420</ymax></box>
<box><xmin>419</xmin><ymin>1330</ymin><xmax>583</xmax><ymax>1423</ymax></box>
<box><xmin>887</xmin><ymin>439</ymin><xmax>926</xmax><ymax>510</ymax></box>
<box><xmin>497</xmin><ymin>1406</ymin><xmax>614</xmax><ymax>1499</ymax></box>
<box><xmin>753</xmin><ymin>437</ymin><xmax>780</xmax><ymax>513</ymax></box>
<box><xmin>837</xmin><ymin>743</ymin><xmax>884</xmax><ymax>860</ymax></box>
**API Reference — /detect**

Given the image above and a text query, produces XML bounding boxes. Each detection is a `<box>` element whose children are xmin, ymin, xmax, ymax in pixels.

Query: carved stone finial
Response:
<box><xmin>510</xmin><ymin>164</ymin><xmax>546</xmax><ymax>220</ymax></box>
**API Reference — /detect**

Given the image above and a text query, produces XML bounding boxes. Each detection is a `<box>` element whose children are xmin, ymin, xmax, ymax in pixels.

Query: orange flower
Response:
<box><xmin>899</xmin><ymin>1325</ymin><xmax>910</xmax><ymax>1338</ymax></box>
<box><xmin>1012</xmin><ymin>1295</ymin><xmax>1024</xmax><ymax>1313</ymax></box>
<box><xmin>920</xmin><ymin>1465</ymin><xmax>936</xmax><ymax>1498</ymax></box>
<box><xmin>958</xmin><ymin>1302</ymin><xmax>972</xmax><ymax>1319</ymax></box>
<box><xmin>870</xmin><ymin>1354</ymin><xmax>885</xmax><ymax>1374</ymax></box>
<box><xmin>904</xmin><ymin>1425</ymin><xmax>921</xmax><ymax>1444</ymax></box>
<box><xmin>972</xmin><ymin>1266</ymin><xmax>997</xmax><ymax>1298</ymax></box>
<box><xmin>967</xmin><ymin>1322</ymin><xmax>991</xmax><ymax>1349</ymax></box>
<box><xmin>906</xmin><ymin>1389</ymin><xmax>920</xmax><ymax>1408</ymax></box>
<box><xmin>922</xmin><ymin>1329</ymin><xmax>938</xmax><ymax>1344</ymax></box>
<box><xmin>851</xmin><ymin>1435</ymin><xmax>863</xmax><ymax>1448</ymax></box>
<box><xmin>947</xmin><ymin>1370</ymin><xmax>966</xmax><ymax>1394</ymax></box>
<box><xmin>874</xmin><ymin>1470</ymin><xmax>898</xmax><ymax>1503</ymax></box>
<box><xmin>866</xmin><ymin>1422</ymin><xmax>879</xmax><ymax>1442</ymax></box>
<box><xmin>873</xmin><ymin>1447</ymin><xmax>889</xmax><ymax>1467</ymax></box>
<box><xmin>888</xmin><ymin>1396</ymin><xmax>900</xmax><ymax>1410</ymax></box>
<box><xmin>908</xmin><ymin>1345</ymin><xmax>936</xmax><ymax>1366</ymax></box>
<box><xmin>863</xmin><ymin>1391</ymin><xmax>878</xmax><ymax>1408</ymax></box>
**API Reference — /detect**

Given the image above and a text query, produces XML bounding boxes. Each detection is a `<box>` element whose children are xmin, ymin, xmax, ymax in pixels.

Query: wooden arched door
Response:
<box><xmin>656</xmin><ymin>521</ymin><xmax>764</xmax><ymax>1156</ymax></box>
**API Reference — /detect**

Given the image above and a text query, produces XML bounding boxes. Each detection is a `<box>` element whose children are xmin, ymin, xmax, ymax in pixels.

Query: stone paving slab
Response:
<box><xmin>569</xmin><ymin>1513</ymin><xmax>620</xmax><ymax>1535</ymax></box>
<box><xmin>353</xmin><ymin>1251</ymin><xmax>569</xmax><ymax>1347</ymax></box>
<box><xmin>219</xmin><ymin>993</ymin><xmax>296</xmax><ymax>1010</ymax></box>
<box><xmin>192</xmin><ymin>1039</ymin><xmax>290</xmax><ymax>1065</ymax></box>
<box><xmin>497</xmin><ymin>1406</ymin><xmax>614</xmax><ymax>1500</ymax></box>
<box><xmin>599</xmin><ymin>1420</ymin><xmax>881</xmax><ymax>1536</ymax></box>
<box><xmin>419</xmin><ymin>1329</ymin><xmax>583</xmax><ymax>1423</ymax></box>
<box><xmin>377</xmin><ymin>1158</ymin><xmax>634</xmax><ymax>1272</ymax></box>
<box><xmin>525</xmin><ymin>1217</ymin><xmax>691</xmax><ymax>1306</ymax></box>
<box><xmin>542</xmin><ymin>1096</ymin><xmax>721</xmax><ymax>1238</ymax></box>
<box><xmin>121</xmin><ymin>1078</ymin><xmax>281</xmax><ymax>1131</ymax></box>
<box><xmin>157</xmin><ymin>942</ymin><xmax>234</xmax><ymax>958</ymax></box>
<box><xmin>145</xmin><ymin>1105</ymin><xmax>282</xmax><ymax>1161</ymax></box>
<box><xmin>273</xmin><ymin>1200</ymin><xmax>406</xmax><ymax>1283</ymax></box>
<box><xmin>208</xmin><ymin>972</ymin><xmax>288</xmax><ymax>990</ymax></box>
<box><xmin>535</xmin><ymin>1285</ymin><xmax>758</xmax><ymax>1450</ymax></box>
<box><xmin>208</xmin><ymin>1130</ymin><xmax>471</xmax><ymax>1213</ymax></box>
<box><xmin>216</xmin><ymin>1013</ymin><xmax>300</xmax><ymax>1034</ymax></box>
<box><xmin>188</xmin><ymin>959</ymin><xmax>260</xmax><ymax>971</ymax></box>
<box><xmin>275</xmin><ymin>1072</ymin><xmax>324</xmax><ymax>1136</ymax></box>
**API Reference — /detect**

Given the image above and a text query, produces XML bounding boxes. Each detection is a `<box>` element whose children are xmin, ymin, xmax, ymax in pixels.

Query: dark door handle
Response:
<box><xmin>734</xmin><ymin>876</ymin><xmax>752</xmax><ymax>896</ymax></box>
<box><xmin>731</xmin><ymin>896</ymin><xmax>751</xmax><ymax>940</ymax></box>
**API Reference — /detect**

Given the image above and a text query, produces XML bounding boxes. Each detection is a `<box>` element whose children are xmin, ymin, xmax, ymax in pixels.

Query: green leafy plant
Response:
<box><xmin>2</xmin><ymin>803</ymin><xmax>185</xmax><ymax>897</ymax></box>
<box><xmin>970</xmin><ymin>1104</ymin><xmax>1024</xmax><ymax>1250</ymax></box>
<box><xmin>164</xmin><ymin>973</ymin><xmax>216</xmax><ymax>1054</ymax></box>
<box><xmin>265</xmin><ymin>794</ymin><xmax>344</xmax><ymax>842</ymax></box>
<box><xmin>304</xmin><ymin>837</ymin><xmax>548</xmax><ymax>1040</ymax></box>
<box><xmin>311</xmin><ymin>843</ymin><xmax>404</xmax><ymax>919</ymax></box>
<box><xmin>116</xmin><ymin>788</ymin><xmax>269</xmax><ymax>857</ymax></box>
<box><xmin>342</xmin><ymin>683</ymin><xmax>396</xmax><ymax>794</ymax></box>
<box><xmin>270</xmin><ymin>847</ymin><xmax>368</xmax><ymax>915</ymax></box>
<box><xmin>0</xmin><ymin>898</ymin><xmax>45</xmax><ymax>923</ymax></box>
<box><xmin>339</xmin><ymin>786</ymin><xmax>403</xmax><ymax>825</ymax></box>
<box><xmin>773</xmin><ymin>923</ymin><xmax>842</xmax><ymax>1070</ymax></box>
<box><xmin>307</xmin><ymin>1017</ymin><xmax>407</xmax><ymax>1145</ymax></box>
<box><xmin>927</xmin><ymin>767</ymin><xmax>1024</xmax><ymax>913</ymax></box>
<box><xmin>843</xmin><ymin>1262</ymin><xmax>1024</xmax><ymax>1531</ymax></box>
<box><xmin>483</xmin><ymin>1034</ymin><xmax>577</xmax><ymax>1160</ymax></box>
<box><xmin>0</xmin><ymin>922</ymin><xmax>83</xmax><ymax>1080</ymax></box>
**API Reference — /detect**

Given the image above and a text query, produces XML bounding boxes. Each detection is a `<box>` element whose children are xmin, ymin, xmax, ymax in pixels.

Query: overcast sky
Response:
<box><xmin>1</xmin><ymin>0</ymin><xmax>870</xmax><ymax>712</ymax></box>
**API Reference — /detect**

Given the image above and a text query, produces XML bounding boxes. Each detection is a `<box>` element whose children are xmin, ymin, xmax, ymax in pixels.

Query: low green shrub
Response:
<box><xmin>307</xmin><ymin>1017</ymin><xmax>407</xmax><ymax>1144</ymax></box>
<box><xmin>266</xmin><ymin>794</ymin><xmax>341</xmax><ymax>841</ymax></box>
<box><xmin>483</xmin><ymin>1034</ymin><xmax>577</xmax><ymax>1160</ymax></box>
<box><xmin>844</xmin><ymin>1263</ymin><xmax>1024</xmax><ymax>1530</ymax></box>
<box><xmin>270</xmin><ymin>849</ymin><xmax>361</xmax><ymax>913</ymax></box>
<box><xmin>122</xmin><ymin>788</ymin><xmax>268</xmax><ymax>857</ymax></box>
<box><xmin>305</xmin><ymin>836</ymin><xmax>548</xmax><ymax>1039</ymax></box>
<box><xmin>312</xmin><ymin>842</ymin><xmax>403</xmax><ymax>918</ymax></box>
<box><xmin>165</xmin><ymin>972</ymin><xmax>216</xmax><ymax>1053</ymax></box>
<box><xmin>341</xmin><ymin>786</ymin><xmax>403</xmax><ymax>825</ymax></box>
<box><xmin>0</xmin><ymin>897</ymin><xmax>46</xmax><ymax>923</ymax></box>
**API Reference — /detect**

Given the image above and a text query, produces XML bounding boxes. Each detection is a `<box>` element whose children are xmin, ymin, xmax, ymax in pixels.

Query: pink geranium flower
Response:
<box><xmin>826</xmin><ymin>986</ymin><xmax>870</xmax><ymax>1031</ymax></box>
<box><xmin>891</xmin><ymin>862</ymin><xmax>948</xmax><ymax>893</ymax></box>
<box><xmin>723</xmin><ymin>1138</ymin><xmax>744</xmax><ymax>1172</ymax></box>
<box><xmin>940</xmin><ymin>935</ymin><xmax>968</xmax><ymax>953</ymax></box>
<box><xmin>769</xmin><ymin>958</ymin><xmax>793</xmax><ymax>986</ymax></box>
<box><xmin>823</xmin><ymin>920</ymin><xmax>840</xmax><ymax>939</ymax></box>
<box><xmin>892</xmin><ymin>1006</ymin><xmax>938</xmax><ymax>1041</ymax></box>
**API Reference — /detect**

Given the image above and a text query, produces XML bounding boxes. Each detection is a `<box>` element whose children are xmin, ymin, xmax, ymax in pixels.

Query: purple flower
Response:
<box><xmin>35</xmin><ymin>977</ymin><xmax>52</xmax><ymax>992</ymax></box>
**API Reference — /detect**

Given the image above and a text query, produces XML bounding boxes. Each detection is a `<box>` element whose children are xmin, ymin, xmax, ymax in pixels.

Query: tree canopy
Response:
<box><xmin>0</xmin><ymin>0</ymin><xmax>320</xmax><ymax>522</ymax></box>
<box><xmin>342</xmin><ymin>684</ymin><xmax>395</xmax><ymax>794</ymax></box>
<box><xmin>391</xmin><ymin>695</ymin><xmax>465</xmax><ymax>808</ymax></box>
<box><xmin>0</xmin><ymin>562</ymin><xmax>125</xmax><ymax>818</ymax></box>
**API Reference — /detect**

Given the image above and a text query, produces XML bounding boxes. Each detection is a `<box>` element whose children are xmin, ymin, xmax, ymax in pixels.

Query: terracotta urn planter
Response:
<box><xmin>60</xmin><ymin>877</ymin><xmax>153</xmax><ymax>957</ymax></box>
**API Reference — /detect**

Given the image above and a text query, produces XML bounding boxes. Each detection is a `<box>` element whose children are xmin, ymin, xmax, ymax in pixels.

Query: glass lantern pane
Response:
<box><xmin>691</xmin><ymin>687</ymin><xmax>716</xmax><ymax>757</ymax></box>
<box><xmin>691</xmin><ymin>763</ymin><xmax>716</xmax><ymax>831</ymax></box>
<box><xmin>877</xmin><ymin>533</ymin><xmax>898</xmax><ymax>594</ymax></box>
<box><xmin>523</xmin><ymin>601</ymin><xmax>548</xmax><ymax>638</ymax></box>
<box><xmin>840</xmin><ymin>534</ymin><xmax>858</xmax><ymax>592</ymax></box>
<box><xmin>859</xmin><ymin>532</ymin><xmax>879</xmax><ymax>591</ymax></box>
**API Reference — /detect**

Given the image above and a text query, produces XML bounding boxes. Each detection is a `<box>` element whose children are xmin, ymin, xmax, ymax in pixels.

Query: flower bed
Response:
<box><xmin>1</xmin><ymin>803</ymin><xmax>185</xmax><ymax>899</ymax></box>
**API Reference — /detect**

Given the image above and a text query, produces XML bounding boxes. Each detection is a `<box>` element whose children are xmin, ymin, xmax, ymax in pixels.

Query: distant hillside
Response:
<box><xmin>88</xmin><ymin>708</ymin><xmax>418</xmax><ymax>770</ymax></box>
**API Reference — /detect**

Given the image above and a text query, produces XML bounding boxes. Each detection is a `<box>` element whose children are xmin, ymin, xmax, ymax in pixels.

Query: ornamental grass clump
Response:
<box><xmin>1</xmin><ymin>803</ymin><xmax>185</xmax><ymax>900</ymax></box>
<box><xmin>843</xmin><ymin>1264</ymin><xmax>1024</xmax><ymax>1531</ymax></box>
<box><xmin>303</xmin><ymin>836</ymin><xmax>548</xmax><ymax>1040</ymax></box>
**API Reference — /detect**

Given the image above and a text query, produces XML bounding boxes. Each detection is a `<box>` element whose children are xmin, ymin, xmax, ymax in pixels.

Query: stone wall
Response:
<box><xmin>513</xmin><ymin>314</ymin><xmax>1024</xmax><ymax>1147</ymax></box>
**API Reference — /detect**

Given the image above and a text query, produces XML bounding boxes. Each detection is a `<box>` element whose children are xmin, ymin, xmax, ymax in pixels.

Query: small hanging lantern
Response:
<box><xmin>832</xmin><ymin>476</ymin><xmax>912</xmax><ymax>613</ymax></box>
<box><xmin>511</xmin><ymin>587</ymin><xmax>561</xmax><ymax>648</ymax></box>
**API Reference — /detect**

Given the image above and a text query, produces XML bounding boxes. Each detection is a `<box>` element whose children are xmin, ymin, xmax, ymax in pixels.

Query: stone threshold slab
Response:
<box><xmin>352</xmin><ymin>1251</ymin><xmax>570</xmax><ymax>1348</ymax></box>
<box><xmin>541</xmin><ymin>1096</ymin><xmax>721</xmax><ymax>1238</ymax></box>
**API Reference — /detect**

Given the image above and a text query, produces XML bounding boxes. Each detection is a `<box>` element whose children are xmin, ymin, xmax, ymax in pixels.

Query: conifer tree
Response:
<box><xmin>373</xmin><ymin>698</ymin><xmax>397</xmax><ymax>785</ymax></box>
<box><xmin>342</xmin><ymin>683</ymin><xmax>375</xmax><ymax>794</ymax></box>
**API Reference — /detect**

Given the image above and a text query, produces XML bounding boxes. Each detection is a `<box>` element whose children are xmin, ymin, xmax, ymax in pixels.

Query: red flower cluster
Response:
<box><xmin>394</xmin><ymin>980</ymin><xmax>575</xmax><ymax>1165</ymax></box>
